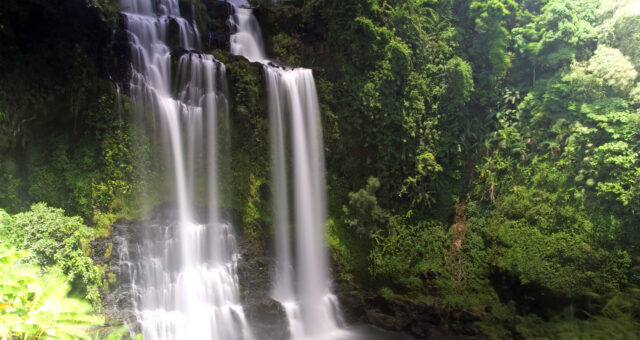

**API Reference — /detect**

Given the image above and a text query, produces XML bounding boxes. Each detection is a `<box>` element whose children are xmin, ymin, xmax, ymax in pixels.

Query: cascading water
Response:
<box><xmin>118</xmin><ymin>1</ymin><xmax>252</xmax><ymax>339</ymax></box>
<box><xmin>230</xmin><ymin>7</ymin><xmax>267</xmax><ymax>63</ymax></box>
<box><xmin>230</xmin><ymin>5</ymin><xmax>345</xmax><ymax>339</ymax></box>
<box><xmin>269</xmin><ymin>68</ymin><xmax>346</xmax><ymax>339</ymax></box>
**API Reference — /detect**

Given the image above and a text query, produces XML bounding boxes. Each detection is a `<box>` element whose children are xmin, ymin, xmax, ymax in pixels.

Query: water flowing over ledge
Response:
<box><xmin>230</xmin><ymin>5</ymin><xmax>345</xmax><ymax>339</ymax></box>
<box><xmin>117</xmin><ymin>0</ymin><xmax>252</xmax><ymax>339</ymax></box>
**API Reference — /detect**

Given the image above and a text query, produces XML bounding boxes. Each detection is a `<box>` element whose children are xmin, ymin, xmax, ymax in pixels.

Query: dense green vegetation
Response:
<box><xmin>1</xmin><ymin>204</ymin><xmax>103</xmax><ymax>304</ymax></box>
<box><xmin>0</xmin><ymin>244</ymin><xmax>103</xmax><ymax>339</ymax></box>
<box><xmin>1</xmin><ymin>0</ymin><xmax>640</xmax><ymax>338</ymax></box>
<box><xmin>270</xmin><ymin>0</ymin><xmax>640</xmax><ymax>337</ymax></box>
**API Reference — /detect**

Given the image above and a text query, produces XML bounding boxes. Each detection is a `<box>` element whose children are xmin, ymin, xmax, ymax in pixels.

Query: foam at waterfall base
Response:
<box><xmin>278</xmin><ymin>324</ymin><xmax>412</xmax><ymax>340</ymax></box>
<box><xmin>274</xmin><ymin>293</ymin><xmax>347</xmax><ymax>340</ymax></box>
<box><xmin>119</xmin><ymin>219</ymin><xmax>253</xmax><ymax>340</ymax></box>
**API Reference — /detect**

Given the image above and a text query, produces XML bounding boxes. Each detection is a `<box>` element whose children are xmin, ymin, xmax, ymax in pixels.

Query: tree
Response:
<box><xmin>530</xmin><ymin>0</ymin><xmax>598</xmax><ymax>71</ymax></box>
<box><xmin>343</xmin><ymin>177</ymin><xmax>390</xmax><ymax>239</ymax></box>
<box><xmin>467</xmin><ymin>0</ymin><xmax>517</xmax><ymax>100</ymax></box>
<box><xmin>587</xmin><ymin>46</ymin><xmax>638</xmax><ymax>94</ymax></box>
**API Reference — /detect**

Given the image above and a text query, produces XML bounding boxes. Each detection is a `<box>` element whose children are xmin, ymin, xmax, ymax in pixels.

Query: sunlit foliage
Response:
<box><xmin>0</xmin><ymin>246</ymin><xmax>103</xmax><ymax>339</ymax></box>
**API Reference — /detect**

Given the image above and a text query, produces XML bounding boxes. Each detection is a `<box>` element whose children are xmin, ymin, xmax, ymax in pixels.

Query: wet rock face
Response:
<box><xmin>203</xmin><ymin>0</ymin><xmax>233</xmax><ymax>50</ymax></box>
<box><xmin>203</xmin><ymin>0</ymin><xmax>233</xmax><ymax>24</ymax></box>
<box><xmin>207</xmin><ymin>31</ymin><xmax>230</xmax><ymax>50</ymax></box>
<box><xmin>95</xmin><ymin>221</ymin><xmax>143</xmax><ymax>333</ymax></box>
<box><xmin>244</xmin><ymin>297</ymin><xmax>289</xmax><ymax>340</ymax></box>
<box><xmin>236</xmin><ymin>234</ymin><xmax>290</xmax><ymax>340</ymax></box>
<box><xmin>336</xmin><ymin>289</ymin><xmax>481</xmax><ymax>340</ymax></box>
<box><xmin>107</xmin><ymin>14</ymin><xmax>133</xmax><ymax>90</ymax></box>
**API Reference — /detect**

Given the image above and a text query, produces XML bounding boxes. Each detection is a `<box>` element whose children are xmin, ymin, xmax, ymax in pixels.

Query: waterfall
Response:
<box><xmin>118</xmin><ymin>1</ymin><xmax>252</xmax><ymax>339</ymax></box>
<box><xmin>230</xmin><ymin>7</ymin><xmax>267</xmax><ymax>63</ymax></box>
<box><xmin>267</xmin><ymin>68</ymin><xmax>344</xmax><ymax>339</ymax></box>
<box><xmin>230</xmin><ymin>6</ymin><xmax>345</xmax><ymax>339</ymax></box>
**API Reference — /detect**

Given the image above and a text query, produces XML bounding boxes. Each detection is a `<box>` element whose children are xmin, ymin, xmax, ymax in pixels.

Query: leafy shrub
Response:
<box><xmin>587</xmin><ymin>46</ymin><xmax>637</xmax><ymax>93</ymax></box>
<box><xmin>0</xmin><ymin>204</ymin><xmax>102</xmax><ymax>305</ymax></box>
<box><xmin>343</xmin><ymin>177</ymin><xmax>390</xmax><ymax>238</ymax></box>
<box><xmin>477</xmin><ymin>186</ymin><xmax>632</xmax><ymax>298</ymax></box>
<box><xmin>0</xmin><ymin>164</ymin><xmax>21</xmax><ymax>213</ymax></box>
<box><xmin>369</xmin><ymin>217</ymin><xmax>448</xmax><ymax>291</ymax></box>
<box><xmin>0</xmin><ymin>246</ymin><xmax>103</xmax><ymax>339</ymax></box>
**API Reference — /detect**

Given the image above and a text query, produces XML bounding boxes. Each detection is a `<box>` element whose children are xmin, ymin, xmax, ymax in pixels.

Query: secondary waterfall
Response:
<box><xmin>230</xmin><ymin>6</ymin><xmax>344</xmax><ymax>339</ymax></box>
<box><xmin>118</xmin><ymin>0</ymin><xmax>252</xmax><ymax>339</ymax></box>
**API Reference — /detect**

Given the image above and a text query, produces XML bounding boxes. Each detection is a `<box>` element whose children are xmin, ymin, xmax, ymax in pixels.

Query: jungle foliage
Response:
<box><xmin>275</xmin><ymin>0</ymin><xmax>640</xmax><ymax>337</ymax></box>
<box><xmin>0</xmin><ymin>204</ymin><xmax>103</xmax><ymax>305</ymax></box>
<box><xmin>0</xmin><ymin>245</ymin><xmax>103</xmax><ymax>339</ymax></box>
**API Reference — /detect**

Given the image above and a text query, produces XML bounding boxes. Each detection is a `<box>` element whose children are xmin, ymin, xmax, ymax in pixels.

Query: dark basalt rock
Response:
<box><xmin>236</xmin><ymin>234</ymin><xmax>289</xmax><ymax>340</ymax></box>
<box><xmin>204</xmin><ymin>0</ymin><xmax>233</xmax><ymax>25</ymax></box>
<box><xmin>170</xmin><ymin>46</ymin><xmax>191</xmax><ymax>60</ymax></box>
<box><xmin>365</xmin><ymin>309</ymin><xmax>406</xmax><ymax>330</ymax></box>
<box><xmin>202</xmin><ymin>0</ymin><xmax>233</xmax><ymax>50</ymax></box>
<box><xmin>117</xmin><ymin>12</ymin><xmax>128</xmax><ymax>30</ymax></box>
<box><xmin>107</xmin><ymin>20</ymin><xmax>133</xmax><ymax>89</ymax></box>
<box><xmin>107</xmin><ymin>43</ymin><xmax>132</xmax><ymax>87</ymax></box>
<box><xmin>335</xmin><ymin>287</ymin><xmax>482</xmax><ymax>339</ymax></box>
<box><xmin>207</xmin><ymin>31</ymin><xmax>230</xmax><ymax>50</ymax></box>
<box><xmin>244</xmin><ymin>297</ymin><xmax>289</xmax><ymax>340</ymax></box>
<box><xmin>178</xmin><ymin>0</ymin><xmax>195</xmax><ymax>22</ymax></box>
<box><xmin>167</xmin><ymin>16</ymin><xmax>181</xmax><ymax>48</ymax></box>
<box><xmin>258</xmin><ymin>183</ymin><xmax>271</xmax><ymax>201</ymax></box>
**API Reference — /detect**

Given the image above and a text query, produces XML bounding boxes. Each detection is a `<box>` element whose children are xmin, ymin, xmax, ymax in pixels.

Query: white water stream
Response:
<box><xmin>119</xmin><ymin>1</ymin><xmax>252</xmax><ymax>339</ymax></box>
<box><xmin>229</xmin><ymin>5</ymin><xmax>346</xmax><ymax>339</ymax></box>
